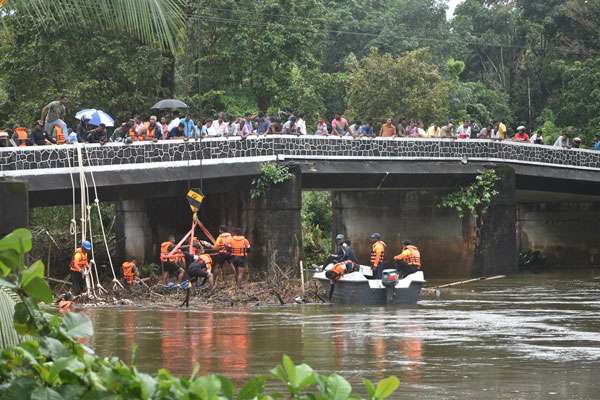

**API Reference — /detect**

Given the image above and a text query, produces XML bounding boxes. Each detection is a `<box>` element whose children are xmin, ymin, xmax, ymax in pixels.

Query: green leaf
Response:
<box><xmin>373</xmin><ymin>376</ymin><xmax>399</xmax><ymax>400</ymax></box>
<box><xmin>31</xmin><ymin>387</ymin><xmax>64</xmax><ymax>400</ymax></box>
<box><xmin>23</xmin><ymin>277</ymin><xmax>53</xmax><ymax>303</ymax></box>
<box><xmin>0</xmin><ymin>259</ymin><xmax>10</xmax><ymax>276</ymax></box>
<box><xmin>189</xmin><ymin>375</ymin><xmax>221</xmax><ymax>399</ymax></box>
<box><xmin>363</xmin><ymin>379</ymin><xmax>376</xmax><ymax>399</ymax></box>
<box><xmin>238</xmin><ymin>377</ymin><xmax>267</xmax><ymax>400</ymax></box>
<box><xmin>282</xmin><ymin>354</ymin><xmax>297</xmax><ymax>385</ymax></box>
<box><xmin>218</xmin><ymin>376</ymin><xmax>234</xmax><ymax>400</ymax></box>
<box><xmin>22</xmin><ymin>260</ymin><xmax>45</xmax><ymax>287</ymax></box>
<box><xmin>138</xmin><ymin>372</ymin><xmax>157</xmax><ymax>398</ymax></box>
<box><xmin>2</xmin><ymin>377</ymin><xmax>38</xmax><ymax>399</ymax></box>
<box><xmin>0</xmin><ymin>228</ymin><xmax>32</xmax><ymax>271</ymax></box>
<box><xmin>41</xmin><ymin>337</ymin><xmax>70</xmax><ymax>359</ymax></box>
<box><xmin>326</xmin><ymin>374</ymin><xmax>352</xmax><ymax>400</ymax></box>
<box><xmin>13</xmin><ymin>301</ymin><xmax>37</xmax><ymax>335</ymax></box>
<box><xmin>61</xmin><ymin>312</ymin><xmax>93</xmax><ymax>338</ymax></box>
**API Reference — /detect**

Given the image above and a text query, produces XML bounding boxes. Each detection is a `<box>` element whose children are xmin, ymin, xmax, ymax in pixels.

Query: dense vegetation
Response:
<box><xmin>0</xmin><ymin>228</ymin><xmax>400</xmax><ymax>399</ymax></box>
<box><xmin>2</xmin><ymin>0</ymin><xmax>600</xmax><ymax>143</ymax></box>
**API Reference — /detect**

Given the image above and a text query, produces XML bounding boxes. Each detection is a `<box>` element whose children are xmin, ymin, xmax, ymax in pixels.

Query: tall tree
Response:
<box><xmin>346</xmin><ymin>49</ymin><xmax>449</xmax><ymax>123</ymax></box>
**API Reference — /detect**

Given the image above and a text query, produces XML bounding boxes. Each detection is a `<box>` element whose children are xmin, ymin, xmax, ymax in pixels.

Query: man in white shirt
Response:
<box><xmin>167</xmin><ymin>111</ymin><xmax>181</xmax><ymax>131</ymax></box>
<box><xmin>295</xmin><ymin>113</ymin><xmax>307</xmax><ymax>135</ymax></box>
<box><xmin>211</xmin><ymin>112</ymin><xmax>228</xmax><ymax>136</ymax></box>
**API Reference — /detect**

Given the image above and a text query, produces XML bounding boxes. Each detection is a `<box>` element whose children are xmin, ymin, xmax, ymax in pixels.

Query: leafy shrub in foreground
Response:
<box><xmin>0</xmin><ymin>229</ymin><xmax>400</xmax><ymax>399</ymax></box>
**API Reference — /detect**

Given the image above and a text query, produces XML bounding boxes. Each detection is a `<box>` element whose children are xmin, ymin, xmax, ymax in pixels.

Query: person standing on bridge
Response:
<box><xmin>369</xmin><ymin>233</ymin><xmax>386</xmax><ymax>279</ymax></box>
<box><xmin>379</xmin><ymin>119</ymin><xmax>397</xmax><ymax>137</ymax></box>
<box><xmin>393</xmin><ymin>240</ymin><xmax>422</xmax><ymax>278</ymax></box>
<box><xmin>41</xmin><ymin>95</ymin><xmax>68</xmax><ymax>137</ymax></box>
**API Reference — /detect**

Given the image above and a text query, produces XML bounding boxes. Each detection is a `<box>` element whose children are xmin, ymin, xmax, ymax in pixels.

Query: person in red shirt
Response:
<box><xmin>513</xmin><ymin>126</ymin><xmax>530</xmax><ymax>142</ymax></box>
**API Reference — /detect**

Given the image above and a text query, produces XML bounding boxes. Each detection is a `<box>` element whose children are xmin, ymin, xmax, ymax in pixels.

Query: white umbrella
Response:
<box><xmin>75</xmin><ymin>109</ymin><xmax>97</xmax><ymax>120</ymax></box>
<box><xmin>75</xmin><ymin>109</ymin><xmax>115</xmax><ymax>127</ymax></box>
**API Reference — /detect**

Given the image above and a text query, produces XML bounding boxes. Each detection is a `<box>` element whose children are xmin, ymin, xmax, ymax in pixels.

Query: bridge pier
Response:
<box><xmin>0</xmin><ymin>179</ymin><xmax>29</xmax><ymax>237</ymax></box>
<box><xmin>518</xmin><ymin>202</ymin><xmax>600</xmax><ymax>268</ymax></box>
<box><xmin>332</xmin><ymin>167</ymin><xmax>518</xmax><ymax>278</ymax></box>
<box><xmin>115</xmin><ymin>199</ymin><xmax>152</xmax><ymax>263</ymax></box>
<box><xmin>241</xmin><ymin>168</ymin><xmax>303</xmax><ymax>271</ymax></box>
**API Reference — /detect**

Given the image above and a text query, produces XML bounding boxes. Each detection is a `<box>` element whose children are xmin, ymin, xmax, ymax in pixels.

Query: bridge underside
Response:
<box><xmin>2</xmin><ymin>141</ymin><xmax>600</xmax><ymax>277</ymax></box>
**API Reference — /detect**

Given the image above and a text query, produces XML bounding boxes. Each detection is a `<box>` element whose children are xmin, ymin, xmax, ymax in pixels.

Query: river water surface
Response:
<box><xmin>88</xmin><ymin>271</ymin><xmax>600</xmax><ymax>399</ymax></box>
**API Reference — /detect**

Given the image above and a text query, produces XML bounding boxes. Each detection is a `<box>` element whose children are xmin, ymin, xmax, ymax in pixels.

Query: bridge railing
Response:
<box><xmin>1</xmin><ymin>136</ymin><xmax>600</xmax><ymax>173</ymax></box>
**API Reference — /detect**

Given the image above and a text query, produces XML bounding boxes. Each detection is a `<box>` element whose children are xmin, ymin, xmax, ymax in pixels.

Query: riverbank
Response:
<box><xmin>51</xmin><ymin>274</ymin><xmax>328</xmax><ymax>309</ymax></box>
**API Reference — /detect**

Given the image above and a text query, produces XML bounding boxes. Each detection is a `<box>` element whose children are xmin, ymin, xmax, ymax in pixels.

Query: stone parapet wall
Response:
<box><xmin>1</xmin><ymin>136</ymin><xmax>600</xmax><ymax>173</ymax></box>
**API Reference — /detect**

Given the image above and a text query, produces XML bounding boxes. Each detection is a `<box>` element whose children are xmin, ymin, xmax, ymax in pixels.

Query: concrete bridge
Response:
<box><xmin>2</xmin><ymin>136</ymin><xmax>600</xmax><ymax>277</ymax></box>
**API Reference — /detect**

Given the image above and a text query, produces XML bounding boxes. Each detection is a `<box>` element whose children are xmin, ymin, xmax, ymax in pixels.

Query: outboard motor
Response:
<box><xmin>381</xmin><ymin>269</ymin><xmax>399</xmax><ymax>304</ymax></box>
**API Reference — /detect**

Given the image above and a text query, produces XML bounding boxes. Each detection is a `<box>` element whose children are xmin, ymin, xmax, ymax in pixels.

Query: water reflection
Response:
<box><xmin>89</xmin><ymin>271</ymin><xmax>600</xmax><ymax>399</ymax></box>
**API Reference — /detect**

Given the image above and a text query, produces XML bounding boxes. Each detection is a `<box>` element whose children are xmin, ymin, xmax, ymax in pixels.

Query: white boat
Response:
<box><xmin>313</xmin><ymin>265</ymin><xmax>425</xmax><ymax>305</ymax></box>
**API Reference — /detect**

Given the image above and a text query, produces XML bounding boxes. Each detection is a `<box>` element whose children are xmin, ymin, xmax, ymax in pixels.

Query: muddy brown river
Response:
<box><xmin>88</xmin><ymin>271</ymin><xmax>600</xmax><ymax>399</ymax></box>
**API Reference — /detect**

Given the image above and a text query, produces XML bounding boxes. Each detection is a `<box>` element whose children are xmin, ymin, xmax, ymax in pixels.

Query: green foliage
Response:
<box><xmin>301</xmin><ymin>192</ymin><xmax>332</xmax><ymax>267</ymax></box>
<box><xmin>346</xmin><ymin>49</ymin><xmax>449</xmax><ymax>124</ymax></box>
<box><xmin>250</xmin><ymin>163</ymin><xmax>294</xmax><ymax>199</ymax></box>
<box><xmin>439</xmin><ymin>170</ymin><xmax>501</xmax><ymax>221</ymax></box>
<box><xmin>2</xmin><ymin>0</ymin><xmax>185</xmax><ymax>53</ymax></box>
<box><xmin>0</xmin><ymin>14</ymin><xmax>169</xmax><ymax>127</ymax></box>
<box><xmin>0</xmin><ymin>228</ymin><xmax>401</xmax><ymax>399</ymax></box>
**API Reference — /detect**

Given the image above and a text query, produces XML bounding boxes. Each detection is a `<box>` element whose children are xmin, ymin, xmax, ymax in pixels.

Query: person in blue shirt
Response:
<box><xmin>595</xmin><ymin>134</ymin><xmax>600</xmax><ymax>150</ymax></box>
<box><xmin>359</xmin><ymin>120</ymin><xmax>374</xmax><ymax>137</ymax></box>
<box><xmin>181</xmin><ymin>113</ymin><xmax>197</xmax><ymax>139</ymax></box>
<box><xmin>169</xmin><ymin>122</ymin><xmax>186</xmax><ymax>139</ymax></box>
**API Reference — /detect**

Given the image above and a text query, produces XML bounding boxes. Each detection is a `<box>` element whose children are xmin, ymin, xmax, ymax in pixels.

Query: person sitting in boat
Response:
<box><xmin>325</xmin><ymin>261</ymin><xmax>357</xmax><ymax>283</ymax></box>
<box><xmin>393</xmin><ymin>240</ymin><xmax>422</xmax><ymax>278</ymax></box>
<box><xmin>369</xmin><ymin>233</ymin><xmax>386</xmax><ymax>279</ymax></box>
<box><xmin>322</xmin><ymin>234</ymin><xmax>358</xmax><ymax>268</ymax></box>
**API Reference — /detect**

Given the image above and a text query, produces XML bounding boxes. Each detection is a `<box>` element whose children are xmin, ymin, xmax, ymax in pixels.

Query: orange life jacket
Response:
<box><xmin>160</xmin><ymin>241</ymin><xmax>184</xmax><ymax>264</ymax></box>
<box><xmin>58</xmin><ymin>300</ymin><xmax>73</xmax><ymax>314</ymax></box>
<box><xmin>198</xmin><ymin>254</ymin><xmax>212</xmax><ymax>272</ymax></box>
<box><xmin>396</xmin><ymin>245</ymin><xmax>421</xmax><ymax>267</ymax></box>
<box><xmin>129</xmin><ymin>128</ymin><xmax>142</xmax><ymax>141</ymax></box>
<box><xmin>70</xmin><ymin>248</ymin><xmax>88</xmax><ymax>272</ymax></box>
<box><xmin>144</xmin><ymin>122</ymin><xmax>158</xmax><ymax>140</ymax></box>
<box><xmin>214</xmin><ymin>232</ymin><xmax>232</xmax><ymax>254</ymax></box>
<box><xmin>370</xmin><ymin>241</ymin><xmax>386</xmax><ymax>267</ymax></box>
<box><xmin>328</xmin><ymin>262</ymin><xmax>348</xmax><ymax>282</ymax></box>
<box><xmin>122</xmin><ymin>261</ymin><xmax>136</xmax><ymax>284</ymax></box>
<box><xmin>229</xmin><ymin>235</ymin><xmax>250</xmax><ymax>257</ymax></box>
<box><xmin>52</xmin><ymin>125</ymin><xmax>65</xmax><ymax>144</ymax></box>
<box><xmin>15</xmin><ymin>127</ymin><xmax>28</xmax><ymax>146</ymax></box>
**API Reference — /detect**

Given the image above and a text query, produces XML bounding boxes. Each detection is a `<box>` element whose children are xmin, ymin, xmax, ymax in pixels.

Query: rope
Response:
<box><xmin>84</xmin><ymin>146</ymin><xmax>123</xmax><ymax>288</ymax></box>
<box><xmin>66</xmin><ymin>148</ymin><xmax>77</xmax><ymax>250</ymax></box>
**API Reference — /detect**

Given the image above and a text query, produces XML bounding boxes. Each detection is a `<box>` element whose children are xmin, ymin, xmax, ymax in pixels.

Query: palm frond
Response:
<box><xmin>1</xmin><ymin>0</ymin><xmax>185</xmax><ymax>52</ymax></box>
<box><xmin>0</xmin><ymin>287</ymin><xmax>22</xmax><ymax>350</ymax></box>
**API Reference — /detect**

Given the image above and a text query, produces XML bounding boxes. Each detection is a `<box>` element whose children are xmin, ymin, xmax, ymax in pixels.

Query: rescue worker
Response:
<box><xmin>70</xmin><ymin>240</ymin><xmax>91</xmax><ymax>295</ymax></box>
<box><xmin>57</xmin><ymin>292</ymin><xmax>74</xmax><ymax>314</ymax></box>
<box><xmin>322</xmin><ymin>234</ymin><xmax>358</xmax><ymax>268</ymax></box>
<box><xmin>325</xmin><ymin>261</ymin><xmax>357</xmax><ymax>283</ymax></box>
<box><xmin>226</xmin><ymin>227</ymin><xmax>251</xmax><ymax>288</ymax></box>
<box><xmin>160</xmin><ymin>235</ymin><xmax>185</xmax><ymax>285</ymax></box>
<box><xmin>121</xmin><ymin>257</ymin><xmax>139</xmax><ymax>286</ymax></box>
<box><xmin>180</xmin><ymin>244</ymin><xmax>215</xmax><ymax>307</ymax></box>
<box><xmin>370</xmin><ymin>233</ymin><xmax>386</xmax><ymax>279</ymax></box>
<box><xmin>212</xmin><ymin>225</ymin><xmax>233</xmax><ymax>282</ymax></box>
<box><xmin>393</xmin><ymin>240</ymin><xmax>422</xmax><ymax>278</ymax></box>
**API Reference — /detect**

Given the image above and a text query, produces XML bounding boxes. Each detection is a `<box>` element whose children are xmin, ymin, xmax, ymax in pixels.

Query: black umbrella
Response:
<box><xmin>152</xmin><ymin>99</ymin><xmax>189</xmax><ymax>109</ymax></box>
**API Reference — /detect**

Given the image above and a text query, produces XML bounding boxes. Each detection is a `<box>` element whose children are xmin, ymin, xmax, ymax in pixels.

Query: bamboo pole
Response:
<box><xmin>432</xmin><ymin>275</ymin><xmax>506</xmax><ymax>289</ymax></box>
<box><xmin>299</xmin><ymin>260</ymin><xmax>305</xmax><ymax>295</ymax></box>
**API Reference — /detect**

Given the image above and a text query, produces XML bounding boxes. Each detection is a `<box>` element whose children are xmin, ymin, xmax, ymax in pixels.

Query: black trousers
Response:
<box><xmin>71</xmin><ymin>271</ymin><xmax>84</xmax><ymax>295</ymax></box>
<box><xmin>394</xmin><ymin>261</ymin><xmax>419</xmax><ymax>278</ymax></box>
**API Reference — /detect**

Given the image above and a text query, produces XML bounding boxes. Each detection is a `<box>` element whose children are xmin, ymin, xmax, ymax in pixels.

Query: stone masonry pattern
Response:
<box><xmin>1</xmin><ymin>137</ymin><xmax>600</xmax><ymax>172</ymax></box>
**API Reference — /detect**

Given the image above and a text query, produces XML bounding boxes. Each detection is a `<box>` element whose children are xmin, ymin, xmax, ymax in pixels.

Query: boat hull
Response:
<box><xmin>314</xmin><ymin>270</ymin><xmax>424</xmax><ymax>305</ymax></box>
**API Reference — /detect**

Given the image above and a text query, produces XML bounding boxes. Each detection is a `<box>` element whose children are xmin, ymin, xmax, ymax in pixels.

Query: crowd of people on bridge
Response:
<box><xmin>2</xmin><ymin>95</ymin><xmax>600</xmax><ymax>151</ymax></box>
